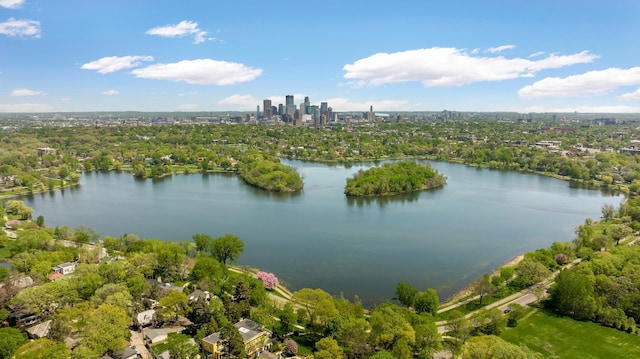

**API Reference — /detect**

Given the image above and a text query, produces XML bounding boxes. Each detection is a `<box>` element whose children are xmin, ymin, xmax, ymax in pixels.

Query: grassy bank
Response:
<box><xmin>501</xmin><ymin>310</ymin><xmax>640</xmax><ymax>358</ymax></box>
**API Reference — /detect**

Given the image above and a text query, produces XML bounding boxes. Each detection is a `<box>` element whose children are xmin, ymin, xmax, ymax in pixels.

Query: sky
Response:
<box><xmin>1</xmin><ymin>0</ymin><xmax>640</xmax><ymax>113</ymax></box>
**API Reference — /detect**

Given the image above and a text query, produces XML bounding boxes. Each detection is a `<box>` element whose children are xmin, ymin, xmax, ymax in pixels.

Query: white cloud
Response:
<box><xmin>319</xmin><ymin>98</ymin><xmax>407</xmax><ymax>112</ymax></box>
<box><xmin>0</xmin><ymin>0</ymin><xmax>25</xmax><ymax>9</ymax></box>
<box><xmin>216</xmin><ymin>94</ymin><xmax>258</xmax><ymax>109</ymax></box>
<box><xmin>518</xmin><ymin>67</ymin><xmax>640</xmax><ymax>98</ymax></box>
<box><xmin>10</xmin><ymin>88</ymin><xmax>43</xmax><ymax>96</ymax></box>
<box><xmin>81</xmin><ymin>55</ymin><xmax>154</xmax><ymax>74</ymax></box>
<box><xmin>0</xmin><ymin>103</ymin><xmax>54</xmax><ymax>112</ymax></box>
<box><xmin>146</xmin><ymin>20</ymin><xmax>214</xmax><ymax>44</ymax></box>
<box><xmin>620</xmin><ymin>88</ymin><xmax>640</xmax><ymax>102</ymax></box>
<box><xmin>102</xmin><ymin>90</ymin><xmax>119</xmax><ymax>95</ymax></box>
<box><xmin>488</xmin><ymin>45</ymin><xmax>515</xmax><ymax>53</ymax></box>
<box><xmin>529</xmin><ymin>51</ymin><xmax>546</xmax><ymax>58</ymax></box>
<box><xmin>343</xmin><ymin>47</ymin><xmax>597</xmax><ymax>87</ymax></box>
<box><xmin>131</xmin><ymin>59</ymin><xmax>262</xmax><ymax>85</ymax></box>
<box><xmin>0</xmin><ymin>18</ymin><xmax>40</xmax><ymax>38</ymax></box>
<box><xmin>519</xmin><ymin>105</ymin><xmax>640</xmax><ymax>113</ymax></box>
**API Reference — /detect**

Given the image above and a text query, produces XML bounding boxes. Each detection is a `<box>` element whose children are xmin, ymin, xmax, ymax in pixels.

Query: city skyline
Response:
<box><xmin>1</xmin><ymin>0</ymin><xmax>640</xmax><ymax>113</ymax></box>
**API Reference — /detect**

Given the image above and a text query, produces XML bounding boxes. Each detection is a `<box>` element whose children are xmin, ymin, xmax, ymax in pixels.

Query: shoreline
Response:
<box><xmin>440</xmin><ymin>254</ymin><xmax>524</xmax><ymax>307</ymax></box>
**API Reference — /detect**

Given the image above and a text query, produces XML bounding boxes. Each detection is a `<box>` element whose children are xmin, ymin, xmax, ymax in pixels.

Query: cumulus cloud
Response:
<box><xmin>216</xmin><ymin>94</ymin><xmax>258</xmax><ymax>109</ymax></box>
<box><xmin>102</xmin><ymin>90</ymin><xmax>119</xmax><ymax>95</ymax></box>
<box><xmin>620</xmin><ymin>88</ymin><xmax>640</xmax><ymax>102</ymax></box>
<box><xmin>0</xmin><ymin>0</ymin><xmax>25</xmax><ymax>9</ymax></box>
<box><xmin>146</xmin><ymin>20</ymin><xmax>214</xmax><ymax>44</ymax></box>
<box><xmin>0</xmin><ymin>18</ymin><xmax>40</xmax><ymax>38</ymax></box>
<box><xmin>343</xmin><ymin>47</ymin><xmax>597</xmax><ymax>87</ymax></box>
<box><xmin>131</xmin><ymin>59</ymin><xmax>262</xmax><ymax>85</ymax></box>
<box><xmin>10</xmin><ymin>88</ymin><xmax>43</xmax><ymax>96</ymax></box>
<box><xmin>518</xmin><ymin>67</ymin><xmax>640</xmax><ymax>98</ymax></box>
<box><xmin>320</xmin><ymin>98</ymin><xmax>407</xmax><ymax>112</ymax></box>
<box><xmin>81</xmin><ymin>55</ymin><xmax>154</xmax><ymax>74</ymax></box>
<box><xmin>488</xmin><ymin>45</ymin><xmax>515</xmax><ymax>53</ymax></box>
<box><xmin>0</xmin><ymin>103</ymin><xmax>54</xmax><ymax>112</ymax></box>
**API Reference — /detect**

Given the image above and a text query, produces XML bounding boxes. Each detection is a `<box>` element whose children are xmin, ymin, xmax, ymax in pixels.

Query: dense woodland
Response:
<box><xmin>344</xmin><ymin>162</ymin><xmax>446</xmax><ymax>196</ymax></box>
<box><xmin>1</xmin><ymin>117</ymin><xmax>640</xmax><ymax>358</ymax></box>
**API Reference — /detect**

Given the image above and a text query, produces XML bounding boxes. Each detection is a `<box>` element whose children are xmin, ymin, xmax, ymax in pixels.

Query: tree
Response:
<box><xmin>292</xmin><ymin>288</ymin><xmax>333</xmax><ymax>327</ymax></box>
<box><xmin>285</xmin><ymin>339</ymin><xmax>299</xmax><ymax>357</ymax></box>
<box><xmin>607</xmin><ymin>223</ymin><xmax>632</xmax><ymax>246</ymax></box>
<box><xmin>255</xmin><ymin>271</ymin><xmax>279</xmax><ymax>290</ymax></box>
<box><xmin>5</xmin><ymin>200</ymin><xmax>33</xmax><ymax>220</ymax></box>
<box><xmin>219</xmin><ymin>323</ymin><xmax>246</xmax><ymax>359</ymax></box>
<box><xmin>602</xmin><ymin>203</ymin><xmax>616</xmax><ymax>220</ymax></box>
<box><xmin>158</xmin><ymin>290</ymin><xmax>190</xmax><ymax>323</ymax></box>
<box><xmin>78</xmin><ymin>304</ymin><xmax>131</xmax><ymax>356</ymax></box>
<box><xmin>0</xmin><ymin>327</ymin><xmax>26</xmax><ymax>359</ymax></box>
<box><xmin>515</xmin><ymin>259</ymin><xmax>551</xmax><ymax>288</ymax></box>
<box><xmin>13</xmin><ymin>338</ymin><xmax>71</xmax><ymax>359</ymax></box>
<box><xmin>166</xmin><ymin>333</ymin><xmax>199</xmax><ymax>359</ymax></box>
<box><xmin>395</xmin><ymin>282</ymin><xmax>418</xmax><ymax>308</ymax></box>
<box><xmin>192</xmin><ymin>233</ymin><xmax>213</xmax><ymax>253</ymax></box>
<box><xmin>369</xmin><ymin>304</ymin><xmax>415</xmax><ymax>350</ymax></box>
<box><xmin>471</xmin><ymin>274</ymin><xmax>497</xmax><ymax>305</ymax></box>
<box><xmin>277</xmin><ymin>303</ymin><xmax>297</xmax><ymax>336</ymax></box>
<box><xmin>414</xmin><ymin>288</ymin><xmax>439</xmax><ymax>316</ymax></box>
<box><xmin>314</xmin><ymin>337</ymin><xmax>344</xmax><ymax>359</ymax></box>
<box><xmin>462</xmin><ymin>335</ymin><xmax>543</xmax><ymax>359</ymax></box>
<box><xmin>210</xmin><ymin>234</ymin><xmax>245</xmax><ymax>265</ymax></box>
<box><xmin>334</xmin><ymin>316</ymin><xmax>371</xmax><ymax>359</ymax></box>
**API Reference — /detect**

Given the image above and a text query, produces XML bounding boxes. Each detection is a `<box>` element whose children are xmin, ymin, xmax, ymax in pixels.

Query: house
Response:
<box><xmin>101</xmin><ymin>347</ymin><xmax>138</xmax><ymax>359</ymax></box>
<box><xmin>202</xmin><ymin>319</ymin><xmax>271</xmax><ymax>359</ymax></box>
<box><xmin>100</xmin><ymin>348</ymin><xmax>138</xmax><ymax>359</ymax></box>
<box><xmin>52</xmin><ymin>262</ymin><xmax>78</xmax><ymax>276</ymax></box>
<box><xmin>135</xmin><ymin>309</ymin><xmax>156</xmax><ymax>328</ymax></box>
<box><xmin>187</xmin><ymin>289</ymin><xmax>211</xmax><ymax>303</ymax></box>
<box><xmin>26</xmin><ymin>320</ymin><xmax>51</xmax><ymax>339</ymax></box>
<box><xmin>144</xmin><ymin>328</ymin><xmax>168</xmax><ymax>344</ymax></box>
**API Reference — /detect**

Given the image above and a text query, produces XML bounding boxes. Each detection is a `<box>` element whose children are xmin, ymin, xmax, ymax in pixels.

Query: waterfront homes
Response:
<box><xmin>202</xmin><ymin>319</ymin><xmax>271</xmax><ymax>359</ymax></box>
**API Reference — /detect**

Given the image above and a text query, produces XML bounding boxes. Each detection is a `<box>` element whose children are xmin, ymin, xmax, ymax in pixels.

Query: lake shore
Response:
<box><xmin>440</xmin><ymin>254</ymin><xmax>524</xmax><ymax>307</ymax></box>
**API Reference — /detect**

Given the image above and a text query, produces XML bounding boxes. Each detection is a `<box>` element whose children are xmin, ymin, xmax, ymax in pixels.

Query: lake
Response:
<box><xmin>21</xmin><ymin>160</ymin><xmax>622</xmax><ymax>305</ymax></box>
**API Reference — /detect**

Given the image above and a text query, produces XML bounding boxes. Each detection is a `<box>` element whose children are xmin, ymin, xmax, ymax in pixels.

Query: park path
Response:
<box><xmin>435</xmin><ymin>257</ymin><xmax>583</xmax><ymax>333</ymax></box>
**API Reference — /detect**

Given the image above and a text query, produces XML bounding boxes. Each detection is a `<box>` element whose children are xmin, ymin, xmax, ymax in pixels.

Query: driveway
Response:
<box><xmin>130</xmin><ymin>330</ymin><xmax>151</xmax><ymax>359</ymax></box>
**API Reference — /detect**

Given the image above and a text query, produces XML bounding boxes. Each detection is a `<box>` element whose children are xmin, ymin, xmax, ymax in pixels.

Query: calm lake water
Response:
<box><xmin>21</xmin><ymin>160</ymin><xmax>621</xmax><ymax>305</ymax></box>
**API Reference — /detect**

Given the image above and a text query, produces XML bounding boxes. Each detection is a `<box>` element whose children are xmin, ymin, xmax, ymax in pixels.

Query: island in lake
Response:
<box><xmin>344</xmin><ymin>161</ymin><xmax>446</xmax><ymax>196</ymax></box>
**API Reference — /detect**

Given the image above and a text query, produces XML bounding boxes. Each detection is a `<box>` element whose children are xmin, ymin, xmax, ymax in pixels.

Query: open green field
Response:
<box><xmin>501</xmin><ymin>310</ymin><xmax>640</xmax><ymax>359</ymax></box>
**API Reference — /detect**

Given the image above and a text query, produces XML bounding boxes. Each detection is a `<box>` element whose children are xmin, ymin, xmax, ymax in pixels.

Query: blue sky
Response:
<box><xmin>1</xmin><ymin>0</ymin><xmax>640</xmax><ymax>113</ymax></box>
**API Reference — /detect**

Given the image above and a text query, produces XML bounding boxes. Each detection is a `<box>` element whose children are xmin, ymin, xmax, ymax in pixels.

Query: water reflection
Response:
<box><xmin>346</xmin><ymin>191</ymin><xmax>421</xmax><ymax>208</ymax></box>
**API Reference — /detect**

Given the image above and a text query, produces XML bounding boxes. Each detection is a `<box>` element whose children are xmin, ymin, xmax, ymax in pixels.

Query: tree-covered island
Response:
<box><xmin>344</xmin><ymin>161</ymin><xmax>446</xmax><ymax>196</ymax></box>
<box><xmin>237</xmin><ymin>152</ymin><xmax>303</xmax><ymax>192</ymax></box>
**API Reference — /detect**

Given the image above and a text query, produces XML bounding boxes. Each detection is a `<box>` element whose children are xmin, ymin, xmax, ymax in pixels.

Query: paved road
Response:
<box><xmin>436</xmin><ymin>258</ymin><xmax>583</xmax><ymax>334</ymax></box>
<box><xmin>130</xmin><ymin>330</ymin><xmax>151</xmax><ymax>359</ymax></box>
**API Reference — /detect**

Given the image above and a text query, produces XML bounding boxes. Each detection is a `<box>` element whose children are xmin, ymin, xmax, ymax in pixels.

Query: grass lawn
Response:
<box><xmin>501</xmin><ymin>310</ymin><xmax>640</xmax><ymax>359</ymax></box>
<box><xmin>0</xmin><ymin>247</ymin><xmax>11</xmax><ymax>259</ymax></box>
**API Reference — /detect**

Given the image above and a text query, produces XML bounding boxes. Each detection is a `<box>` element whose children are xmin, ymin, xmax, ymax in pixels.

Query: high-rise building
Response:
<box><xmin>304</xmin><ymin>96</ymin><xmax>310</xmax><ymax>107</ymax></box>
<box><xmin>286</xmin><ymin>95</ymin><xmax>294</xmax><ymax>107</ymax></box>
<box><xmin>285</xmin><ymin>95</ymin><xmax>295</xmax><ymax>120</ymax></box>
<box><xmin>263</xmin><ymin>99</ymin><xmax>272</xmax><ymax>119</ymax></box>
<box><xmin>256</xmin><ymin>105</ymin><xmax>260</xmax><ymax>120</ymax></box>
<box><xmin>320</xmin><ymin>102</ymin><xmax>328</xmax><ymax>116</ymax></box>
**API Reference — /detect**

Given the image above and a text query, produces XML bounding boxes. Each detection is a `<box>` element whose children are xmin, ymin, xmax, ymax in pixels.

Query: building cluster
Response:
<box><xmin>257</xmin><ymin>95</ymin><xmax>343</xmax><ymax>128</ymax></box>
